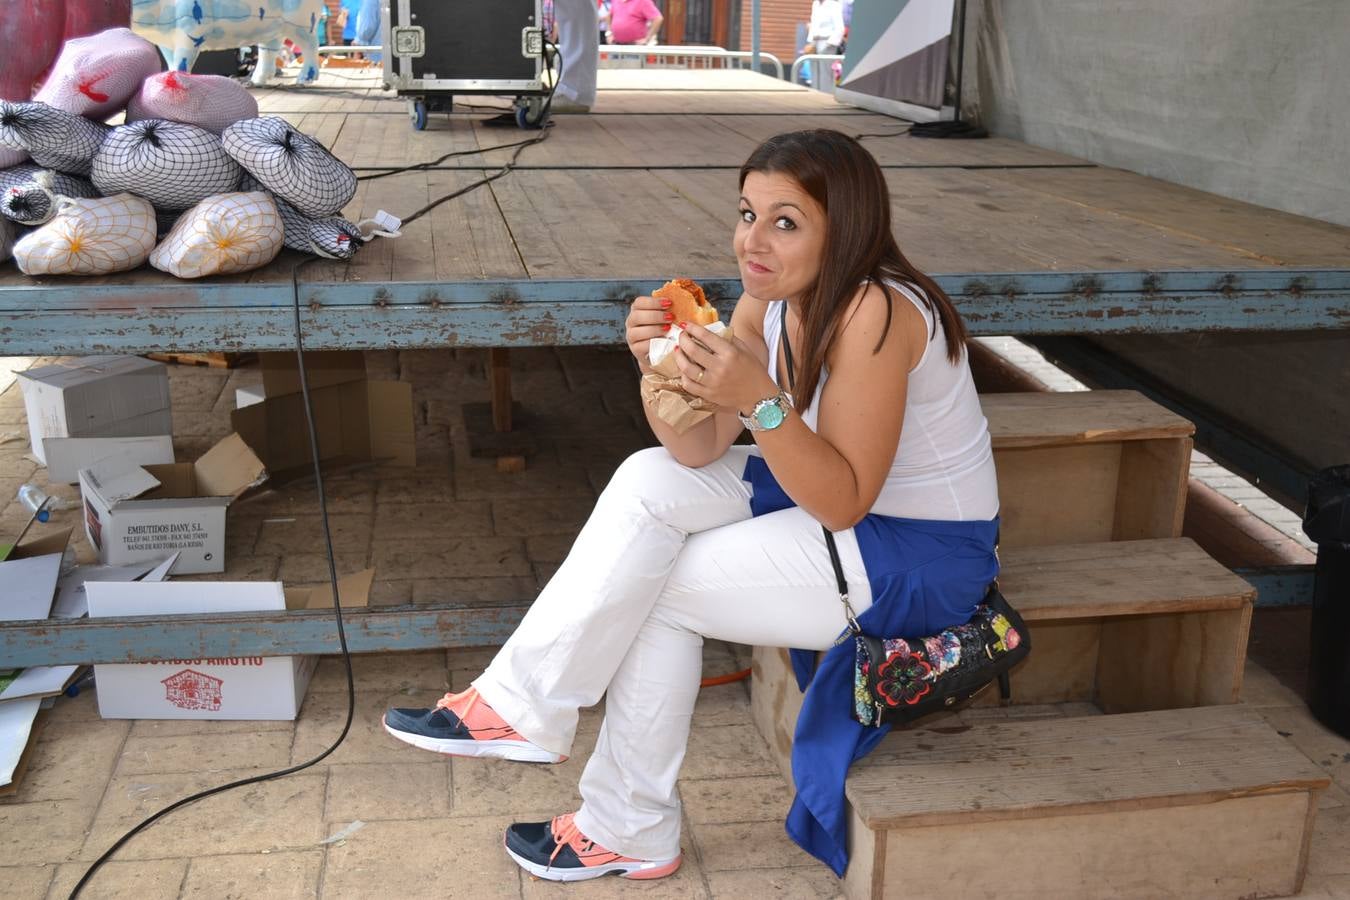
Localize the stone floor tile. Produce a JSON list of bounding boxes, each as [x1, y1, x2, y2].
[[0, 864, 54, 899], [690, 821, 818, 873], [280, 551, 377, 584], [491, 498, 595, 537], [678, 776, 791, 826], [532, 562, 560, 589], [679, 726, 779, 781], [307, 650, 449, 695], [115, 729, 295, 777], [128, 717, 293, 738], [0, 800, 101, 866], [705, 867, 842, 899], [411, 576, 536, 606], [372, 501, 493, 539], [291, 688, 437, 767], [445, 647, 503, 674], [325, 761, 451, 822], [524, 534, 575, 565], [1240, 660, 1308, 707], [1308, 803, 1350, 876], [41, 689, 103, 724], [81, 770, 326, 861], [12, 720, 129, 804], [450, 456, 594, 502], [319, 817, 522, 900], [371, 536, 531, 580], [256, 514, 375, 555], [235, 482, 376, 518], [448, 732, 597, 819], [1301, 872, 1350, 900], [181, 850, 322, 900], [374, 475, 460, 505], [48, 858, 187, 900], [366, 578, 415, 607], [692, 682, 753, 728], [519, 857, 711, 899]]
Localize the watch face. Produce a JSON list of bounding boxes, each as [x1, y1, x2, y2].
[[756, 402, 786, 430]]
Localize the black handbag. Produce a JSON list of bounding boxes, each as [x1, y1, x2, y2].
[[824, 528, 1031, 727]]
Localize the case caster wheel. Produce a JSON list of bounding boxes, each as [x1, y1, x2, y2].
[[410, 99, 428, 131], [515, 96, 548, 129]]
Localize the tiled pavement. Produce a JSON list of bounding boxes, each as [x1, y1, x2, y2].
[[0, 348, 1347, 899]]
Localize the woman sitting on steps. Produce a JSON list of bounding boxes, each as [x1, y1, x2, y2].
[[383, 128, 1001, 881]]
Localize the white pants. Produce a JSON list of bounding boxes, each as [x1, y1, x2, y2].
[[474, 446, 873, 859], [553, 0, 598, 106]]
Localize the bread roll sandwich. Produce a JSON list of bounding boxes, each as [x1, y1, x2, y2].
[[653, 278, 718, 326]]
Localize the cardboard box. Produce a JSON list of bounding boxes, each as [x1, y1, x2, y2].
[[78, 433, 266, 574], [260, 350, 366, 398], [231, 378, 415, 476], [44, 435, 176, 484], [86, 570, 373, 720], [18, 357, 172, 466]]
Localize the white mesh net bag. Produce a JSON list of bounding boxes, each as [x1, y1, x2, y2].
[[12, 194, 157, 276], [32, 27, 162, 121], [222, 117, 356, 218], [0, 167, 102, 226], [0, 102, 110, 177], [127, 72, 260, 135], [92, 120, 242, 211], [150, 191, 284, 279]]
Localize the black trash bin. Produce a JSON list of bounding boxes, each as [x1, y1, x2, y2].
[[1304, 464, 1350, 738]]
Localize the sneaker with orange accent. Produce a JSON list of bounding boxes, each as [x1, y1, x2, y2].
[[504, 813, 682, 882], [382, 687, 564, 763]]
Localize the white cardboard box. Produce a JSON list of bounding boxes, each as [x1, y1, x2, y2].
[[86, 581, 317, 720], [18, 357, 172, 466], [78, 433, 266, 574]]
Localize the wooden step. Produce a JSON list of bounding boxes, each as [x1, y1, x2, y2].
[[842, 705, 1329, 899], [751, 538, 1254, 786], [983, 390, 1194, 548]]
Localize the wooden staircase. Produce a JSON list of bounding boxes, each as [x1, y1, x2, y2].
[[747, 390, 1330, 898]]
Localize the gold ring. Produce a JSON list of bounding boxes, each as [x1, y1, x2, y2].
[[697, 368, 705, 382]]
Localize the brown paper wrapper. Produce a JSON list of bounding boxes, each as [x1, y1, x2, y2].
[[640, 326, 734, 434]]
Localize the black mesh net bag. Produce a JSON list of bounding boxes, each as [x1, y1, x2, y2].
[[0, 101, 110, 177], [0, 215, 14, 262], [240, 175, 363, 259], [223, 117, 356, 219], [92, 120, 242, 211], [0, 165, 101, 226]]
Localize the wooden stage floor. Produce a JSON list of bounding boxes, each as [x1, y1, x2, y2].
[[0, 69, 1347, 353]]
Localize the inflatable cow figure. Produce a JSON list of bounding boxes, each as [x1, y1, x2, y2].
[[131, 0, 326, 84]]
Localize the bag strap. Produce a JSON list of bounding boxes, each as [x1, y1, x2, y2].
[[779, 302, 863, 637]]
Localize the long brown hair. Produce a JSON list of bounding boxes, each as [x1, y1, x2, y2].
[[739, 129, 969, 411]]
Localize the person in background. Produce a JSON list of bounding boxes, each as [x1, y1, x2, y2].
[[803, 0, 845, 90], [552, 0, 599, 112], [609, 0, 662, 46], [598, 0, 611, 44], [338, 0, 362, 59]]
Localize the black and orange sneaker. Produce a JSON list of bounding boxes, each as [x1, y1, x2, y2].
[[382, 687, 564, 763], [504, 813, 682, 882]]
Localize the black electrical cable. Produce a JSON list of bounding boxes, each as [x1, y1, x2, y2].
[[68, 255, 355, 899], [355, 135, 547, 181]]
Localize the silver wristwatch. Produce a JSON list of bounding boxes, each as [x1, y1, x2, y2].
[[737, 390, 794, 432]]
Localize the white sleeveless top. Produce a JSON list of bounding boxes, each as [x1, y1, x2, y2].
[[762, 282, 999, 521]]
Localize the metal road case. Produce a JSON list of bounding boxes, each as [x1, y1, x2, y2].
[[382, 0, 550, 130]]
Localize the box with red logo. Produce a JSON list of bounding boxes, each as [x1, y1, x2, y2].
[[85, 571, 372, 720]]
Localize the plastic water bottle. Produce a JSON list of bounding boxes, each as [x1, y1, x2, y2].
[[17, 483, 50, 522]]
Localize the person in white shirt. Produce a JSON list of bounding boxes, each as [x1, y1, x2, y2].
[[803, 0, 846, 90]]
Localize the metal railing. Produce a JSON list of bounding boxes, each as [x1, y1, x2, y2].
[[599, 44, 784, 80], [790, 53, 845, 89]]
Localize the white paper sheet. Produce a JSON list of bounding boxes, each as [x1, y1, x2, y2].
[[0, 553, 63, 621], [52, 559, 163, 619], [0, 697, 42, 787], [0, 665, 78, 701]]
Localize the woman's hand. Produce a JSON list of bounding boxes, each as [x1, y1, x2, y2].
[[674, 322, 778, 414], [624, 294, 673, 371]]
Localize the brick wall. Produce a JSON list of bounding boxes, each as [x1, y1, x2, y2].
[[737, 0, 807, 74]]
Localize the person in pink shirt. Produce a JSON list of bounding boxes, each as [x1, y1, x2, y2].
[[608, 0, 663, 45]]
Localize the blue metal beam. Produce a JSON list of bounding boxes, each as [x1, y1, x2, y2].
[[1235, 565, 1316, 608], [0, 269, 1346, 354]]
